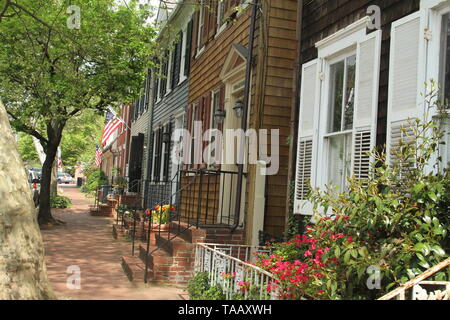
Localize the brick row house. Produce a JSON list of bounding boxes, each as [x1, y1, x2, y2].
[[113, 0, 449, 284]]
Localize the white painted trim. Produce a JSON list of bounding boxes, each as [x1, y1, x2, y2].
[[179, 26, 188, 84], [386, 11, 422, 160], [316, 17, 370, 53]]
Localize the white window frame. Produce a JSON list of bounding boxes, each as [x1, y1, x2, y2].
[[151, 127, 159, 183], [197, 0, 206, 55], [215, 0, 227, 38], [315, 17, 372, 190], [319, 50, 357, 191], [419, 0, 450, 168], [190, 103, 198, 168], [156, 65, 162, 103], [160, 120, 171, 183], [166, 50, 173, 95], [179, 26, 187, 84]]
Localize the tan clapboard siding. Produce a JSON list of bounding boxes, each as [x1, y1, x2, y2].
[[186, 0, 297, 240]]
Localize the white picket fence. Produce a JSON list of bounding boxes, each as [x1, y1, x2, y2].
[[194, 243, 279, 300]]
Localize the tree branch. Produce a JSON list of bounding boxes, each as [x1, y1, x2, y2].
[[6, 110, 49, 146]]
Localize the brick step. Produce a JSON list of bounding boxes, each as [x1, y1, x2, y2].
[[155, 233, 194, 256], [121, 255, 153, 282], [137, 244, 193, 284], [91, 203, 115, 217]]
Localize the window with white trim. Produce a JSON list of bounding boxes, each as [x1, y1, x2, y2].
[[179, 26, 187, 84], [217, 0, 227, 35], [294, 17, 381, 215], [197, 0, 205, 53], [325, 53, 356, 191]]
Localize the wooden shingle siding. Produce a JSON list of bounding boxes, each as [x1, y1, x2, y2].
[[258, 0, 298, 236], [300, 0, 420, 148]]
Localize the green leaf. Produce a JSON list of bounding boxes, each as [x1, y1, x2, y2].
[[334, 246, 341, 258], [431, 245, 446, 256], [418, 259, 430, 269], [428, 192, 438, 202], [344, 250, 352, 264]]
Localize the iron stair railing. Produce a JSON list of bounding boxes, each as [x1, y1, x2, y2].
[[139, 169, 242, 283]]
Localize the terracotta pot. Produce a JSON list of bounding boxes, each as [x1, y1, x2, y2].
[[150, 223, 169, 232]]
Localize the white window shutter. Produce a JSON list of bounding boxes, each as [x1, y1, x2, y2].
[[386, 12, 421, 163], [352, 30, 382, 180], [294, 60, 319, 215]]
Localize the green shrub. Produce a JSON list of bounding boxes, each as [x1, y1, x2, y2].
[[187, 272, 226, 300], [50, 195, 72, 208], [258, 88, 450, 300], [83, 170, 108, 194]]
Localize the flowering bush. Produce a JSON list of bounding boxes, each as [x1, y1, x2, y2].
[[145, 205, 175, 224], [261, 90, 449, 300]]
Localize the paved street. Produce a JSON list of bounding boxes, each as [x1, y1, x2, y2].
[[41, 186, 186, 300]]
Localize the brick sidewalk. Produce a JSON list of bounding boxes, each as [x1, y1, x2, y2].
[[41, 186, 187, 300]]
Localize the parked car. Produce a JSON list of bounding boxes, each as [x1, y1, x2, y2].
[[57, 172, 75, 184], [28, 170, 40, 207]]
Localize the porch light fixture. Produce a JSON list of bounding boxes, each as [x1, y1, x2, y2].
[[233, 100, 244, 118], [214, 109, 226, 125], [162, 132, 171, 144]]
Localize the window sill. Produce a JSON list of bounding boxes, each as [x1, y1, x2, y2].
[[214, 24, 227, 39], [195, 46, 205, 60]]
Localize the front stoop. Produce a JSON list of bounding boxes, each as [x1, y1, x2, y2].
[[120, 221, 245, 285], [91, 203, 115, 217]]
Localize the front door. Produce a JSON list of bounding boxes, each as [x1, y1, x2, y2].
[[218, 79, 247, 226]]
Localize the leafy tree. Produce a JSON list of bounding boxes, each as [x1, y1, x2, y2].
[[0, 0, 157, 224], [17, 133, 40, 167]]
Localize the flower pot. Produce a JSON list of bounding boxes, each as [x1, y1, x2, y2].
[[149, 223, 169, 232]]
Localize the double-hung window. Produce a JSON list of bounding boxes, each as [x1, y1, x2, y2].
[[325, 54, 356, 191], [294, 17, 381, 215]]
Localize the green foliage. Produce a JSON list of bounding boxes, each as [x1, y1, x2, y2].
[[187, 272, 226, 300], [50, 195, 72, 208], [0, 1, 157, 216], [17, 133, 41, 167], [286, 181, 304, 239], [114, 176, 128, 187], [257, 88, 450, 300], [83, 170, 108, 194], [301, 91, 450, 299]]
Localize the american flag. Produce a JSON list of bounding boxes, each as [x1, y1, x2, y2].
[[101, 109, 123, 146], [95, 145, 103, 167]]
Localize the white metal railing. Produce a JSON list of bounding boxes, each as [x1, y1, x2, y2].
[[194, 243, 279, 300], [378, 258, 450, 300]]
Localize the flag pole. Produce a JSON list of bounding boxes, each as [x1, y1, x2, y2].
[[107, 106, 131, 131]]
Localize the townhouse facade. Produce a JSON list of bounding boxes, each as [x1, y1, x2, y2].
[[115, 0, 450, 285], [169, 0, 298, 246], [292, 0, 449, 216], [144, 3, 194, 209]]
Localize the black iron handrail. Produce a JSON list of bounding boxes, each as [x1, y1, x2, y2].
[[141, 168, 241, 283]]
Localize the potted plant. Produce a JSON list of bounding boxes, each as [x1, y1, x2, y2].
[[144, 205, 176, 232], [114, 176, 128, 195]]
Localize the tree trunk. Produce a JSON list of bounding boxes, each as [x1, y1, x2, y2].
[[38, 118, 66, 225], [38, 142, 59, 225], [0, 100, 55, 299]]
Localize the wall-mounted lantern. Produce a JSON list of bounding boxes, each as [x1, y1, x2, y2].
[[233, 100, 244, 118], [214, 109, 226, 125]]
